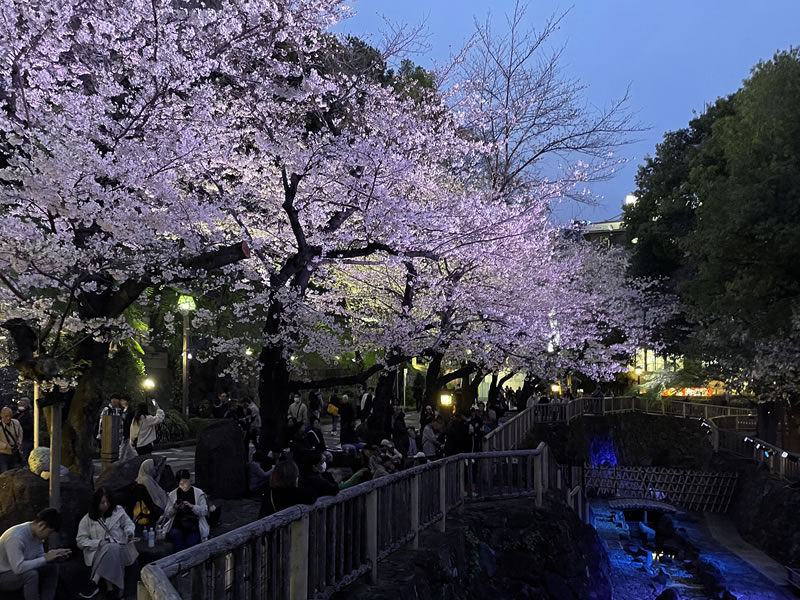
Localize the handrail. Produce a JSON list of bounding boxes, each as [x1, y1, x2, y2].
[[138, 443, 570, 600], [708, 413, 799, 481]]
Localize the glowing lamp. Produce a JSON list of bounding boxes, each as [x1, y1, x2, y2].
[[142, 378, 156, 390], [550, 384, 560, 393], [634, 367, 643, 376], [177, 295, 196, 312], [440, 393, 453, 407]]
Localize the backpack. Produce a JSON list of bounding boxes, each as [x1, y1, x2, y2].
[[133, 500, 154, 526]]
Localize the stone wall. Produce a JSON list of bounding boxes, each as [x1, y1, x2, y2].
[[715, 452, 800, 568], [524, 413, 713, 470], [336, 494, 611, 600]]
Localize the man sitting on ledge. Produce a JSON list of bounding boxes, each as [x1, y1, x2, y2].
[[0, 508, 70, 600]]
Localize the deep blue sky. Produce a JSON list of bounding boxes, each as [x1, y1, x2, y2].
[[338, 1, 800, 223]]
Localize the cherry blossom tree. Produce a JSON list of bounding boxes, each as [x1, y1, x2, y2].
[[0, 0, 348, 476]]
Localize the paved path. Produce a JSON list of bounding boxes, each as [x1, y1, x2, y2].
[[704, 513, 790, 588], [94, 410, 423, 479]]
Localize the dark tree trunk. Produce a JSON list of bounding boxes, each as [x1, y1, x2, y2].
[[62, 338, 109, 479], [372, 369, 397, 436], [461, 370, 484, 411], [423, 352, 444, 409]]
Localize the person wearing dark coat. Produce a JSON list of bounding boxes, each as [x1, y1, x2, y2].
[[339, 395, 357, 445], [443, 412, 472, 456], [259, 459, 312, 518], [392, 412, 409, 457]]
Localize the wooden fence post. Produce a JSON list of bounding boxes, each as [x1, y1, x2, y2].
[[436, 463, 447, 532], [366, 491, 378, 583], [290, 515, 310, 598], [534, 452, 543, 508], [410, 475, 420, 550], [101, 414, 120, 471]]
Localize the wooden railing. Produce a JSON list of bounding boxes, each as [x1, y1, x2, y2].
[[483, 396, 755, 453], [138, 443, 584, 600], [710, 417, 800, 481]]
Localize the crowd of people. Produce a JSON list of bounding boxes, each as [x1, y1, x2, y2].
[[0, 383, 524, 599], [0, 457, 208, 599]]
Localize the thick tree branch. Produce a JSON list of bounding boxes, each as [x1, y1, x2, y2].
[[291, 353, 410, 390]]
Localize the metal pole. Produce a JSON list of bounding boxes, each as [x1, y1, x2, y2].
[[49, 403, 62, 509], [182, 311, 189, 418], [403, 368, 407, 411], [33, 380, 40, 447]]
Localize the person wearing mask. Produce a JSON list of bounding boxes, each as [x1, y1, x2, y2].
[[129, 401, 165, 456], [0, 508, 67, 600], [0, 406, 24, 472], [76, 488, 137, 600], [15, 398, 34, 464], [159, 470, 209, 552], [287, 394, 308, 426]]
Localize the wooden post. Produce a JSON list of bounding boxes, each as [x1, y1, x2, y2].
[[136, 581, 153, 600], [100, 414, 120, 471], [33, 381, 40, 447], [541, 446, 549, 491], [436, 463, 447, 532], [534, 452, 543, 508], [365, 491, 378, 583], [704, 405, 709, 420], [289, 515, 310, 599], [682, 403, 686, 418], [49, 403, 62, 510], [409, 475, 420, 550]]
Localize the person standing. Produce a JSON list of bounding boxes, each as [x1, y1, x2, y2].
[[76, 488, 137, 600], [129, 401, 165, 455], [246, 398, 261, 452], [359, 387, 374, 423], [0, 406, 23, 473], [211, 391, 230, 419], [287, 394, 308, 426], [328, 391, 340, 433], [15, 398, 34, 464], [0, 508, 68, 600], [338, 395, 357, 445], [422, 417, 443, 459], [118, 397, 137, 461], [96, 394, 122, 446]]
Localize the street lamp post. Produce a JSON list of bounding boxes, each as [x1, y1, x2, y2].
[[634, 367, 643, 386], [177, 295, 196, 419]]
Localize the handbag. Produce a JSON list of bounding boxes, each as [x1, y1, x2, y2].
[[326, 404, 339, 417]]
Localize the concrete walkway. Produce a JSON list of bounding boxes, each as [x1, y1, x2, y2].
[[704, 513, 789, 588]]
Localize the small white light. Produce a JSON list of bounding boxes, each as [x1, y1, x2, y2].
[[186, 352, 193, 360], [781, 451, 789, 459], [744, 437, 752, 442], [245, 348, 253, 356], [755, 444, 761, 449]]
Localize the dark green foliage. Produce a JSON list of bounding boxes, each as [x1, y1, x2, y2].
[[156, 409, 190, 443], [625, 49, 800, 390], [102, 345, 146, 402]]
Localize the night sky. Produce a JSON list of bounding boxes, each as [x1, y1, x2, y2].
[[339, 0, 800, 223]]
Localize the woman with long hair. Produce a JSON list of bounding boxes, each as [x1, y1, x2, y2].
[[76, 487, 137, 599], [129, 400, 165, 455]]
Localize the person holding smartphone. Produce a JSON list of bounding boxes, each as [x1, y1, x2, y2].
[[0, 508, 69, 600], [129, 400, 165, 455], [158, 470, 209, 552]]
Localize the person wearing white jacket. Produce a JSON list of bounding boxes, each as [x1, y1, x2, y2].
[[76, 488, 137, 599], [158, 470, 210, 551], [129, 400, 165, 455]]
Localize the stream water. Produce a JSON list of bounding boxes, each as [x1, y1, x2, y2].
[[590, 499, 794, 600]]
